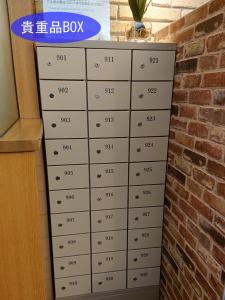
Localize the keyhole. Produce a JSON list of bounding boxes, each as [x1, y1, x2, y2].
[[49, 93, 55, 99], [96, 150, 101, 154], [133, 277, 138, 281], [98, 220, 102, 224], [59, 245, 64, 249], [140, 64, 145, 69], [138, 122, 142, 127], [97, 174, 102, 178], [61, 286, 66, 290], [56, 176, 60, 181], [135, 195, 139, 199], [136, 173, 140, 177], [98, 262, 102, 265], [135, 217, 139, 221], [137, 148, 141, 152], [57, 200, 62, 204], [54, 151, 59, 155], [58, 223, 62, 227], [96, 123, 101, 127], [134, 258, 138, 262], [51, 123, 57, 128], [60, 266, 65, 270], [139, 94, 144, 99], [98, 241, 102, 245], [98, 282, 102, 285], [134, 238, 138, 242]]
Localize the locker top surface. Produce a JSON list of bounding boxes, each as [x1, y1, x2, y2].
[[36, 40, 176, 51]]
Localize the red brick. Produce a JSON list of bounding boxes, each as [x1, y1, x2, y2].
[[176, 243, 195, 271], [175, 157, 192, 175], [203, 72, 225, 87], [168, 141, 183, 156], [198, 107, 214, 122], [193, 168, 215, 190], [168, 222, 185, 248], [180, 199, 197, 223], [213, 245, 225, 269], [155, 25, 169, 41], [217, 182, 225, 198], [214, 214, 225, 235], [165, 207, 179, 228], [190, 194, 213, 222], [189, 90, 212, 105], [176, 58, 198, 74], [170, 17, 185, 34], [184, 267, 202, 297], [209, 0, 225, 14], [195, 270, 217, 300], [173, 90, 188, 103], [183, 74, 201, 88], [184, 39, 205, 58], [176, 132, 195, 148], [195, 14, 223, 38], [162, 246, 179, 274], [169, 130, 176, 139], [180, 272, 193, 296], [204, 190, 225, 216], [185, 4, 208, 27], [214, 89, 225, 106], [174, 181, 189, 199], [179, 224, 197, 249], [221, 51, 225, 68], [183, 148, 206, 166], [207, 160, 225, 180], [188, 220, 211, 250], [164, 227, 176, 247], [209, 127, 225, 145], [187, 177, 203, 198], [195, 140, 223, 160], [174, 76, 182, 89], [210, 274, 224, 299], [199, 55, 218, 72], [172, 204, 185, 222], [167, 165, 186, 185], [176, 46, 184, 61], [207, 32, 225, 52], [168, 152, 175, 164], [180, 104, 197, 118], [199, 217, 225, 248], [176, 28, 194, 44], [165, 185, 179, 204], [185, 244, 207, 276], [188, 122, 209, 138], [170, 117, 187, 131], [213, 109, 225, 126]]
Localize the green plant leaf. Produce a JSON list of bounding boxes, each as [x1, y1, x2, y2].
[[128, 0, 151, 22]]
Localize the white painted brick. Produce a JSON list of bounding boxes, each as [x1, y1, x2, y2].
[[151, 22, 170, 33], [147, 6, 181, 21], [172, 0, 208, 8], [152, 0, 171, 7], [119, 5, 133, 20], [110, 4, 118, 19]]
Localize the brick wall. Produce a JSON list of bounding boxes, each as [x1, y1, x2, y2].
[[35, 0, 208, 39], [155, 1, 225, 299]]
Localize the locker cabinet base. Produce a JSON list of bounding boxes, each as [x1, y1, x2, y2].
[[57, 286, 159, 300]]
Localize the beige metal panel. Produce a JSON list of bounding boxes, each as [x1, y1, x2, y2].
[[0, 0, 18, 136], [129, 185, 165, 208], [92, 230, 127, 253], [128, 207, 164, 229], [89, 111, 130, 138], [45, 139, 89, 165], [52, 234, 90, 257], [92, 251, 126, 274], [130, 137, 168, 162], [129, 162, 167, 185], [54, 255, 91, 278], [132, 50, 175, 80], [87, 49, 131, 80], [49, 189, 89, 213], [131, 82, 173, 110], [90, 163, 129, 187], [42, 111, 87, 139], [55, 275, 91, 298], [128, 248, 162, 269], [127, 267, 160, 288], [88, 81, 130, 110], [47, 165, 89, 190], [40, 80, 86, 110], [92, 271, 126, 293], [51, 212, 90, 236], [92, 209, 127, 232], [130, 110, 171, 137], [37, 47, 86, 79], [90, 138, 129, 163], [91, 186, 127, 210], [128, 228, 162, 249]]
